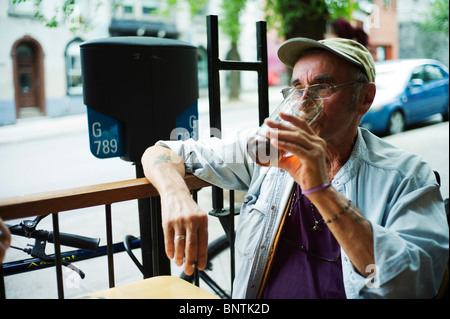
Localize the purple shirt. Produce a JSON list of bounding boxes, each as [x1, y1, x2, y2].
[[262, 184, 346, 299]]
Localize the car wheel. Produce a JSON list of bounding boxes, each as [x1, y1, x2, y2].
[[387, 110, 405, 135]]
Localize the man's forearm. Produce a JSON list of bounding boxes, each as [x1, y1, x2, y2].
[[141, 145, 189, 196], [141, 145, 209, 275]]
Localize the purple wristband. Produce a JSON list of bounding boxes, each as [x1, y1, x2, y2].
[[302, 183, 331, 195]]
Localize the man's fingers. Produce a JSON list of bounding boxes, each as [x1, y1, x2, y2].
[[174, 232, 186, 267], [197, 227, 209, 271], [161, 200, 208, 275], [183, 215, 208, 275], [183, 230, 197, 275], [163, 226, 175, 260]]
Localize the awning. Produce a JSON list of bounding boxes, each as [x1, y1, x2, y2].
[[109, 19, 179, 39]]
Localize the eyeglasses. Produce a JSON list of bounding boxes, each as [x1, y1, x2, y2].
[[281, 80, 365, 100], [282, 237, 341, 263]]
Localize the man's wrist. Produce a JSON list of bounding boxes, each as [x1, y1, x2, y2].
[[302, 182, 331, 194]]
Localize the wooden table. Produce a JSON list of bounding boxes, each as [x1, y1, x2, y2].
[[80, 276, 220, 299]]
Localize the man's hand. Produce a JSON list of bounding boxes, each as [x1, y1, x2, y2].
[[160, 192, 208, 275], [265, 113, 375, 275], [141, 145, 209, 276], [265, 112, 329, 190], [0, 218, 11, 264]]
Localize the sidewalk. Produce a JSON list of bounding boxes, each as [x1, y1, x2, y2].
[[0, 113, 87, 145], [0, 86, 284, 145]]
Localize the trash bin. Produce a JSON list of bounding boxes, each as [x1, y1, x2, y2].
[[80, 36, 199, 163]]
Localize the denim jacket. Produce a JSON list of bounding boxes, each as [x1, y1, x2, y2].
[[157, 127, 449, 299]]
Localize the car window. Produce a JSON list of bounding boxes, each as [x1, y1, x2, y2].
[[410, 65, 425, 81], [376, 68, 408, 91], [423, 64, 445, 82]]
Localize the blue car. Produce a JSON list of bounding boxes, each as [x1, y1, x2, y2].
[[361, 59, 449, 135]]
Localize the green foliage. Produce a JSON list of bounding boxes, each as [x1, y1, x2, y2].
[[219, 0, 247, 43], [265, 0, 358, 38], [166, 0, 208, 17], [186, 0, 208, 16], [266, 0, 325, 36], [12, 0, 362, 40], [325, 0, 358, 21], [167, 0, 247, 43], [421, 0, 449, 33], [12, 0, 94, 32]]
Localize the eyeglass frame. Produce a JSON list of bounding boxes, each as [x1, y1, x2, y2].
[[281, 80, 367, 100], [281, 236, 341, 263]]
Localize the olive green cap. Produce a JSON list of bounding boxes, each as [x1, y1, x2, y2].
[[278, 37, 375, 82]]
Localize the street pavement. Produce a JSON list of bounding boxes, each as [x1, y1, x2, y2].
[[0, 88, 448, 298]]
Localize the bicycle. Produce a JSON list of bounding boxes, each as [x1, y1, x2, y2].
[[2, 214, 233, 299], [3, 214, 102, 279]]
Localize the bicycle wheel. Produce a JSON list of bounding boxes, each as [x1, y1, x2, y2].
[[180, 234, 232, 299]]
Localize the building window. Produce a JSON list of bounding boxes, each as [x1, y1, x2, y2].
[[123, 4, 133, 14], [8, 0, 39, 18], [376, 45, 392, 61], [123, 0, 134, 16], [142, 0, 159, 15], [115, 0, 135, 19], [114, 0, 160, 20], [65, 39, 83, 95]]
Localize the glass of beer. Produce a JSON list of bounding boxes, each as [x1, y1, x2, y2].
[[247, 88, 324, 166]]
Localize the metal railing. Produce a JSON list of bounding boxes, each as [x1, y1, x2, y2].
[[1, 14, 269, 299], [206, 16, 268, 289], [0, 175, 211, 299]]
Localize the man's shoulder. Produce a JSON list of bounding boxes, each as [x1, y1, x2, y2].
[[358, 128, 431, 173]]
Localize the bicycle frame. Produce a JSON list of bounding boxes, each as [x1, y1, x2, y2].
[[2, 238, 140, 277]]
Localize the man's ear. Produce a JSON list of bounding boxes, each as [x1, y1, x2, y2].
[[358, 82, 376, 116]]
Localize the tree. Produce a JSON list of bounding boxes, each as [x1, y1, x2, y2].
[[168, 0, 247, 100], [264, 0, 360, 85], [220, 0, 247, 100], [421, 0, 449, 34], [167, 0, 208, 17], [216, 0, 359, 99], [265, 0, 358, 40], [12, 0, 98, 32]]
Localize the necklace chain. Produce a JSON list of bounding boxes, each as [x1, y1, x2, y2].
[[310, 202, 324, 234], [289, 185, 324, 234]]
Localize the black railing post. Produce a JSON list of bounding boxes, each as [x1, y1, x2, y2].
[[105, 204, 115, 288], [206, 14, 269, 295], [135, 164, 170, 278], [256, 20, 270, 125], [51, 213, 64, 299], [207, 14, 270, 214], [229, 190, 235, 290], [0, 265, 5, 299], [207, 16, 269, 126], [207, 15, 224, 213]]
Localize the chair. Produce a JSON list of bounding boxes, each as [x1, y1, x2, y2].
[[434, 171, 449, 299]]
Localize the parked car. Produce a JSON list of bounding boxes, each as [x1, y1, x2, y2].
[[361, 59, 449, 135]]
